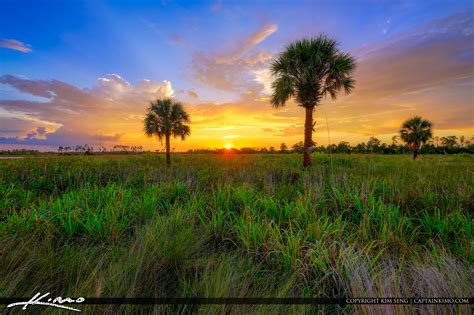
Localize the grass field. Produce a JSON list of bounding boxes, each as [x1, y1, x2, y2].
[[0, 153, 472, 314]]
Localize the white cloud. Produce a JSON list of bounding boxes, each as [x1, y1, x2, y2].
[[92, 74, 174, 100], [215, 24, 278, 64], [253, 68, 273, 95], [192, 24, 277, 95]]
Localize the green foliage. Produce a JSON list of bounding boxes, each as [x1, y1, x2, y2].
[[400, 116, 433, 158], [0, 154, 472, 313], [271, 35, 356, 108], [144, 98, 191, 141]]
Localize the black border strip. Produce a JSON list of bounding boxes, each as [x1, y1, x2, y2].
[[0, 298, 472, 305]]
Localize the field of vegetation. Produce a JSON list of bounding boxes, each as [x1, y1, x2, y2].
[[0, 154, 472, 314]]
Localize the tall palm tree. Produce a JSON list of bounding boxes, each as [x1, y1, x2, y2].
[[270, 35, 356, 167], [399, 116, 432, 160], [144, 98, 190, 165]]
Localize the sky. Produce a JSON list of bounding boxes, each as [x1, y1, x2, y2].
[[0, 0, 473, 151]]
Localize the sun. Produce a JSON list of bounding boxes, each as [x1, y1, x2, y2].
[[225, 144, 232, 149]]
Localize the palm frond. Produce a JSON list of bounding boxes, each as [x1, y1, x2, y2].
[[271, 74, 294, 108], [270, 34, 356, 108], [143, 98, 191, 142], [400, 116, 433, 146]]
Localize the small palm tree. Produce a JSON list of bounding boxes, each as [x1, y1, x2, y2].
[[399, 116, 433, 160], [144, 98, 190, 165], [271, 35, 356, 167]]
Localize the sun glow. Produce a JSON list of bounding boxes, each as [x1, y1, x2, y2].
[[225, 144, 232, 149]]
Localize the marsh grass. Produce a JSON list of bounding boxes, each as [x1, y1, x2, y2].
[[0, 154, 472, 314]]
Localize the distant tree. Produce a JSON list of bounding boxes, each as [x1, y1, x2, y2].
[[99, 146, 107, 153], [336, 141, 351, 154], [280, 143, 288, 153], [391, 135, 399, 145], [291, 141, 305, 153], [353, 142, 366, 154], [270, 35, 356, 167], [130, 145, 143, 153], [238, 147, 257, 154], [399, 116, 433, 160], [84, 144, 93, 155], [269, 146, 276, 153], [144, 98, 190, 165], [465, 137, 472, 147], [326, 143, 337, 153], [367, 137, 381, 153], [441, 136, 457, 148]]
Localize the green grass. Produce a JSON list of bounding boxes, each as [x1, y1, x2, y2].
[[0, 153, 472, 314]]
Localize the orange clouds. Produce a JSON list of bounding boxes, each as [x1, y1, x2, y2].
[[1, 12, 473, 151]]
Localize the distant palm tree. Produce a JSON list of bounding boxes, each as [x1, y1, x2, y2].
[[391, 135, 399, 145], [270, 35, 356, 167], [399, 116, 433, 160], [441, 136, 457, 148], [144, 98, 190, 165]]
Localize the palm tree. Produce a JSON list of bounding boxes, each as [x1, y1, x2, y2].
[[144, 98, 191, 165], [270, 35, 356, 167], [399, 116, 433, 160], [391, 135, 399, 145]]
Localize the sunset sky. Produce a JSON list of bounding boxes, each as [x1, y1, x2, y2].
[[1, 0, 473, 151]]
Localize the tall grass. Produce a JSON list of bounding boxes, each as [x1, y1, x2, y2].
[[0, 154, 472, 314]]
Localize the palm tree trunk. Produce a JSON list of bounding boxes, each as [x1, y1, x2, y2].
[[165, 133, 171, 165], [303, 106, 314, 168], [412, 143, 419, 160]]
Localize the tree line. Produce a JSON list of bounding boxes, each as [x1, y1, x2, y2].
[[2, 134, 471, 157], [185, 135, 473, 155]]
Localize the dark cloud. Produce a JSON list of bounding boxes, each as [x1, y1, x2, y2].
[[0, 127, 122, 146]]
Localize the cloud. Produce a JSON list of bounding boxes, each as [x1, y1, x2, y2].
[[1, 12, 473, 150], [91, 74, 174, 100], [215, 24, 278, 64], [324, 10, 474, 135], [0, 127, 123, 146], [25, 126, 47, 140], [0, 38, 32, 53], [0, 74, 174, 147], [192, 24, 277, 94], [188, 90, 198, 99]]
